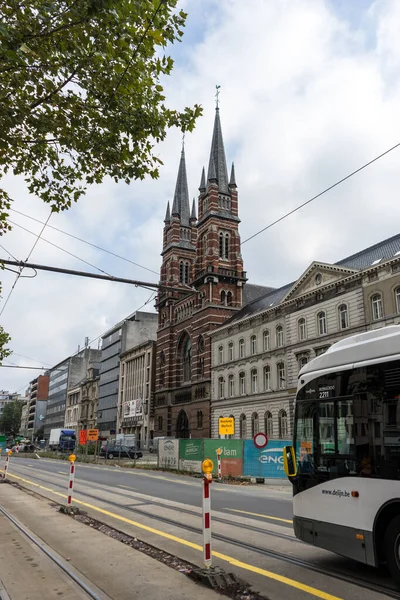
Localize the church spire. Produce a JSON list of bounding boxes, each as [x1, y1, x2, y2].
[[199, 166, 206, 191], [207, 107, 229, 193], [190, 198, 197, 220], [164, 200, 170, 223], [229, 162, 236, 187], [171, 147, 190, 226]]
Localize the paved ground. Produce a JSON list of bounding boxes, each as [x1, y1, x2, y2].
[[0, 483, 223, 600], [2, 457, 396, 600]]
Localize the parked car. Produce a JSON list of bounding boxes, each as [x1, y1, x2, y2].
[[100, 444, 143, 460]]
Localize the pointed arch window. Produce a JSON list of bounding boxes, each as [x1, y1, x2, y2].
[[184, 262, 189, 283], [158, 416, 163, 431], [265, 411, 273, 438], [227, 291, 233, 306], [182, 336, 191, 382], [220, 290, 226, 305], [251, 412, 259, 437], [240, 414, 247, 439], [219, 232, 224, 258], [179, 261, 184, 283], [225, 234, 229, 259], [197, 410, 203, 429], [176, 410, 190, 439]]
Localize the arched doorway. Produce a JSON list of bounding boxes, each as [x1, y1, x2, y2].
[[176, 410, 190, 439]]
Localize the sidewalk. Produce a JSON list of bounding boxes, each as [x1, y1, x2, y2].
[[0, 483, 222, 600]]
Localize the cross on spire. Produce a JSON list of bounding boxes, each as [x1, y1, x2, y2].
[[215, 85, 221, 108]]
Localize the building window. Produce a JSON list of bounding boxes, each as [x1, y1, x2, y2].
[[279, 410, 288, 438], [251, 412, 259, 437], [228, 414, 235, 438], [338, 304, 349, 329], [182, 336, 191, 382], [185, 262, 189, 283], [198, 335, 205, 352], [396, 287, 400, 313], [225, 234, 229, 259], [227, 291, 233, 306], [219, 231, 230, 259], [218, 345, 224, 365], [179, 261, 184, 283], [264, 366, 271, 391], [239, 372, 246, 395], [158, 416, 163, 431], [371, 294, 383, 320], [251, 368, 258, 393], [298, 318, 306, 341], [240, 414, 247, 439], [277, 362, 285, 389], [219, 232, 224, 258], [160, 351, 166, 366], [315, 346, 329, 357], [197, 410, 203, 429], [317, 311, 327, 335], [228, 342, 234, 361], [239, 338, 245, 358], [250, 335, 257, 355], [218, 377, 225, 399], [228, 374, 235, 397], [299, 356, 308, 370], [263, 330, 270, 351], [276, 326, 284, 347], [265, 411, 273, 438]]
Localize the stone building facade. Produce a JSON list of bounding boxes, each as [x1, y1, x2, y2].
[[116, 340, 156, 449], [154, 108, 268, 439], [210, 234, 400, 440]]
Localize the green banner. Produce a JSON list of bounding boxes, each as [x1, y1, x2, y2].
[[203, 439, 243, 476], [179, 439, 203, 461]]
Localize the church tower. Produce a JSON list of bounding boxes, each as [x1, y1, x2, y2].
[[154, 107, 247, 440]]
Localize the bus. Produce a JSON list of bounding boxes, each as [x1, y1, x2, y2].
[[283, 325, 400, 584]]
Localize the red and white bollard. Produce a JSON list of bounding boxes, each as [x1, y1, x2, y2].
[[201, 459, 214, 568], [2, 450, 12, 480], [67, 454, 76, 505], [216, 447, 222, 481]]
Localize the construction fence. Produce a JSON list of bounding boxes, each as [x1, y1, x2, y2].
[[158, 438, 290, 479]]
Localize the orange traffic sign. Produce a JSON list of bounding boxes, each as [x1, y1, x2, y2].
[[79, 430, 87, 445], [87, 429, 99, 441]]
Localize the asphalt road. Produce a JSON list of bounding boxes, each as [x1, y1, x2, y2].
[[11, 457, 293, 524], [4, 457, 396, 600]]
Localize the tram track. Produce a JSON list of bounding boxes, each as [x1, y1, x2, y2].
[[0, 503, 106, 600], [8, 464, 400, 599]]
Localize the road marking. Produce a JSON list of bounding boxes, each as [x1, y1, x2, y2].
[[224, 508, 293, 524], [117, 485, 137, 491], [58, 471, 68, 475], [2, 469, 341, 600]]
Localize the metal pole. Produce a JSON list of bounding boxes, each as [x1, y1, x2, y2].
[[2, 451, 11, 480], [216, 448, 222, 481], [67, 455, 76, 505], [203, 473, 212, 568]]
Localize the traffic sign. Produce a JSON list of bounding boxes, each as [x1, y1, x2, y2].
[[79, 430, 87, 445], [254, 432, 268, 449], [87, 429, 99, 441], [218, 417, 234, 436]]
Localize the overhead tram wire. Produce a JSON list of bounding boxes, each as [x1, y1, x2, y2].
[[0, 0, 165, 315], [242, 141, 400, 245], [9, 220, 115, 278], [9, 209, 159, 275]]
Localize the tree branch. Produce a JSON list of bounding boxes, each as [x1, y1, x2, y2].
[[30, 68, 77, 109]]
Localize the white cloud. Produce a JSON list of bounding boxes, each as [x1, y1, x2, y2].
[[2, 0, 400, 392]]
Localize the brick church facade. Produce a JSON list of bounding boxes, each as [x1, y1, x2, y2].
[[154, 108, 247, 438]]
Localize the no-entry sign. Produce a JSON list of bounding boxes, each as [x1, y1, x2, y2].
[[253, 432, 268, 449]]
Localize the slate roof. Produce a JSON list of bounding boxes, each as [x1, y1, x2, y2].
[[243, 283, 276, 304], [207, 108, 229, 194], [225, 233, 400, 326], [171, 148, 190, 226]]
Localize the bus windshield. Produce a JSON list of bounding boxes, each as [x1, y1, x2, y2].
[[294, 358, 400, 480]]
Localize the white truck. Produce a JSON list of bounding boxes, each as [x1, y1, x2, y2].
[[49, 428, 76, 452]]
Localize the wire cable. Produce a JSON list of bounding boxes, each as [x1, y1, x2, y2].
[[242, 141, 400, 245], [9, 208, 159, 275], [9, 220, 114, 277]]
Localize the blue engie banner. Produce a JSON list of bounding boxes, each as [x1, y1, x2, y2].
[[243, 440, 291, 479]]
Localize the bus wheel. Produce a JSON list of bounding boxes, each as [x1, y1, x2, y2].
[[384, 515, 400, 586]]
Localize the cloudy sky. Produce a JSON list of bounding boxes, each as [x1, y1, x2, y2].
[[2, 0, 400, 393]]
